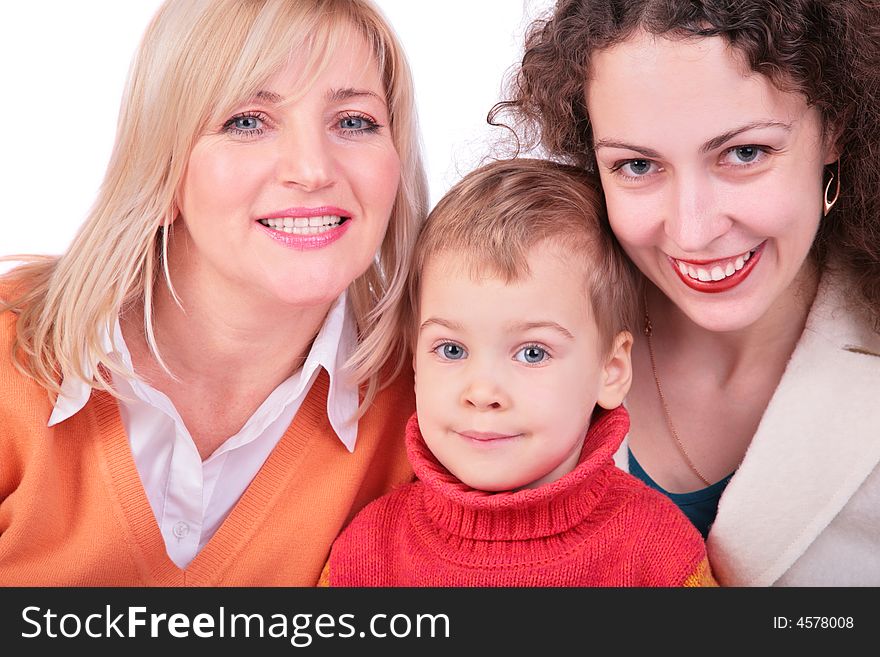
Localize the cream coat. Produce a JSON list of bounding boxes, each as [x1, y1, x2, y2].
[[616, 268, 880, 586]]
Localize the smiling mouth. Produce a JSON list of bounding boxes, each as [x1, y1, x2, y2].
[[668, 242, 766, 293], [257, 215, 349, 235], [672, 245, 760, 282]]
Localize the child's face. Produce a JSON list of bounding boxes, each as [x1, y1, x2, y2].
[[414, 241, 632, 492]]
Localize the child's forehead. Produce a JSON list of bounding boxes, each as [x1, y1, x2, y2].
[[418, 246, 595, 323], [422, 240, 591, 286]]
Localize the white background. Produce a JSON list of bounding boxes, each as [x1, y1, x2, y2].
[[0, 0, 552, 268]]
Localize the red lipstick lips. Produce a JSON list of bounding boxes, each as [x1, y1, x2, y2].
[[670, 242, 765, 293]]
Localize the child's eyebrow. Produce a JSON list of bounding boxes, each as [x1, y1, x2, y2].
[[509, 321, 574, 340], [419, 317, 462, 333]]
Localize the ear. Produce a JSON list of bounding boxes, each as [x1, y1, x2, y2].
[[597, 330, 633, 410], [167, 182, 187, 226], [823, 122, 843, 164], [163, 203, 181, 227]]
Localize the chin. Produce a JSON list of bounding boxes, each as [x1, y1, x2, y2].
[[455, 471, 519, 493], [464, 479, 517, 493], [265, 275, 352, 309], [674, 293, 778, 333]]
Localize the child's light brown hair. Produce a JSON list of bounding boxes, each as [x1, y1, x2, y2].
[[405, 158, 639, 354]]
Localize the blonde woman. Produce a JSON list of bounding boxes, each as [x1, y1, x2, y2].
[[0, 0, 427, 585]]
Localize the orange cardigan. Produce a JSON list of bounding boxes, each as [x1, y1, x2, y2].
[[0, 305, 414, 586]]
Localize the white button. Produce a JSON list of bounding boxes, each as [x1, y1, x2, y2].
[[172, 521, 190, 539]]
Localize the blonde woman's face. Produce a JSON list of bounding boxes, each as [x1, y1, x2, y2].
[[586, 32, 837, 332], [177, 33, 400, 308]]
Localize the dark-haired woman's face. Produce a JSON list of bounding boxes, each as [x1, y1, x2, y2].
[[586, 31, 838, 332]]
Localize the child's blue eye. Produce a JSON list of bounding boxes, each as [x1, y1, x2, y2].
[[515, 345, 548, 364], [435, 342, 467, 360]]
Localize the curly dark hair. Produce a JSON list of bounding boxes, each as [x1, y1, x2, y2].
[[491, 0, 880, 327]]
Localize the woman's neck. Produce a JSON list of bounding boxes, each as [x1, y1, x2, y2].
[[628, 260, 821, 490], [120, 257, 337, 460], [123, 257, 332, 398]]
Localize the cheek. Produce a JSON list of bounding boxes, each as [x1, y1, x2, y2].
[[181, 146, 268, 220], [351, 147, 400, 218], [604, 190, 660, 250], [732, 176, 822, 244], [413, 366, 452, 453], [535, 360, 600, 423], [608, 204, 657, 256], [413, 360, 443, 414]]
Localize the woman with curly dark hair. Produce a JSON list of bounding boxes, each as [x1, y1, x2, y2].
[[493, 0, 880, 586]]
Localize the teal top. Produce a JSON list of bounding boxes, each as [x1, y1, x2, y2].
[[628, 448, 733, 539]]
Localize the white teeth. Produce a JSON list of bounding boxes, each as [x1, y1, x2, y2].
[[676, 246, 757, 283], [258, 215, 344, 235]]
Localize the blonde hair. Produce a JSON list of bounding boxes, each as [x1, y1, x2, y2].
[[405, 158, 638, 354], [1, 0, 427, 411]]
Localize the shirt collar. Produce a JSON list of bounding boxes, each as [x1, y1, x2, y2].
[[48, 292, 360, 451]]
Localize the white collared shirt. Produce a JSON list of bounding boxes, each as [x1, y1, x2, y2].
[[48, 292, 359, 568]]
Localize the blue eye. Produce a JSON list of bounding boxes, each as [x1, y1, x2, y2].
[[613, 158, 659, 179], [222, 113, 268, 137], [233, 116, 261, 130], [625, 159, 652, 175], [434, 342, 467, 360], [722, 145, 766, 165], [340, 116, 366, 130], [734, 146, 758, 162], [515, 345, 548, 364], [337, 113, 380, 135]]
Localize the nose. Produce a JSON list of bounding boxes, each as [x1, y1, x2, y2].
[[664, 170, 732, 253], [275, 124, 334, 192], [461, 361, 510, 411]]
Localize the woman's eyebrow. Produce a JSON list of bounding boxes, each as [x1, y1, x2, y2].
[[594, 121, 792, 157], [699, 120, 791, 153], [254, 90, 283, 104], [593, 139, 661, 158], [327, 87, 386, 106], [246, 88, 385, 106]]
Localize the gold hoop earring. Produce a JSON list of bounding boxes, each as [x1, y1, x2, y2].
[[823, 159, 841, 216]]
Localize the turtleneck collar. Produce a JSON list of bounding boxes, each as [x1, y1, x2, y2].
[[406, 406, 630, 541]]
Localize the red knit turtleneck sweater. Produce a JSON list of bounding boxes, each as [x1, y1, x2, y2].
[[328, 406, 715, 586]]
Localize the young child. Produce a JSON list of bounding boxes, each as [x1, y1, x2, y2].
[[325, 159, 716, 586]]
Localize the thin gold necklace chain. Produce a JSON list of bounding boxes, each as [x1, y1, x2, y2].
[[642, 294, 713, 488]]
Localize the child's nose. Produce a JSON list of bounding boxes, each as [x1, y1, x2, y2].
[[461, 370, 509, 410]]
